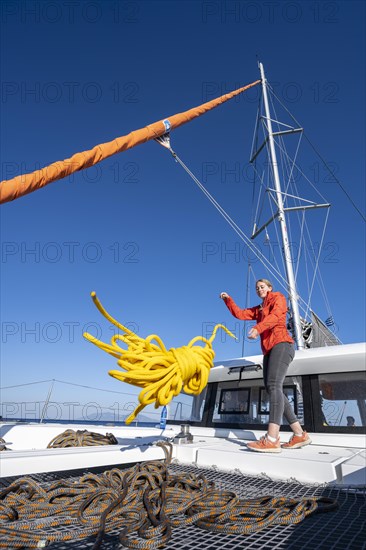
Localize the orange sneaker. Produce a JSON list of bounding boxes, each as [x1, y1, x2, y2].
[[282, 431, 311, 449], [247, 435, 282, 453]]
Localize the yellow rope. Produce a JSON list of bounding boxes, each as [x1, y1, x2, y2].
[[83, 292, 236, 424]]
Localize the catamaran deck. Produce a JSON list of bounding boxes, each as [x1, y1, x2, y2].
[[1, 422, 365, 548], [1, 423, 365, 486]]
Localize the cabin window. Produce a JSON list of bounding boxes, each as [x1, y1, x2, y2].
[[319, 372, 366, 428], [259, 385, 298, 416], [170, 387, 207, 422], [212, 378, 304, 425], [218, 389, 251, 415]]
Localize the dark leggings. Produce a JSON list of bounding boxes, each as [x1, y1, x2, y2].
[[263, 342, 297, 426]]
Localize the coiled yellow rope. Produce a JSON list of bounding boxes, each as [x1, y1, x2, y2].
[[83, 292, 236, 424]]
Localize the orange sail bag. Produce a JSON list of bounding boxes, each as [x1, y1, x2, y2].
[[0, 80, 260, 204]]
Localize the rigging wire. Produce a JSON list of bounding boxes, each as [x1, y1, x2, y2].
[[156, 133, 339, 344], [52, 379, 137, 396], [304, 138, 366, 223], [157, 139, 313, 319], [248, 99, 286, 332], [284, 169, 334, 325], [159, 143, 291, 295], [253, 97, 278, 249], [250, 95, 265, 234], [260, 101, 286, 278], [303, 207, 331, 319], [0, 379, 54, 389], [270, 100, 299, 287], [263, 165, 285, 278], [267, 84, 366, 223], [273, 134, 329, 203], [250, 162, 268, 225], [266, 85, 336, 327], [294, 210, 306, 282], [284, 132, 303, 196], [0, 378, 135, 396]]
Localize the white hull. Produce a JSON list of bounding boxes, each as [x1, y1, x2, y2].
[[1, 421, 365, 486]]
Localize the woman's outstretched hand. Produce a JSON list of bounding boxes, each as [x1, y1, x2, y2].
[[248, 327, 259, 339], [220, 292, 229, 299]]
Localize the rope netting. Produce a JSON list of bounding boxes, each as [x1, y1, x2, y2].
[[0, 442, 338, 549]]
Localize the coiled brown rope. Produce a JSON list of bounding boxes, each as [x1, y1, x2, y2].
[[47, 429, 118, 448], [0, 438, 10, 451], [0, 443, 338, 549]]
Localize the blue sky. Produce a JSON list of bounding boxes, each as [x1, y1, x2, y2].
[[1, 0, 365, 419]]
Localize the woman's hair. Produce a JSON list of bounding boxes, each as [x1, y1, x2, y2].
[[256, 278, 273, 289]]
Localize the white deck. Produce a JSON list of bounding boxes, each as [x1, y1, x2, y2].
[[1, 422, 365, 486]]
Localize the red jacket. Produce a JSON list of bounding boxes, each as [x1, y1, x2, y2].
[[223, 292, 293, 355]]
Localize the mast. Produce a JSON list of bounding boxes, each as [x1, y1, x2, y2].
[[258, 63, 305, 350]]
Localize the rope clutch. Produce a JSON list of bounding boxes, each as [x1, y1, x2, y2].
[[83, 292, 236, 424]]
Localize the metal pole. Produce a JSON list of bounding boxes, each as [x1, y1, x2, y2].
[[242, 264, 252, 356], [40, 379, 55, 423], [259, 63, 305, 350]]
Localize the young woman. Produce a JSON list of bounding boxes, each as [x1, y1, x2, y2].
[[220, 279, 311, 452]]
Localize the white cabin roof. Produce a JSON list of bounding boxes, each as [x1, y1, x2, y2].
[[210, 342, 366, 382]]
